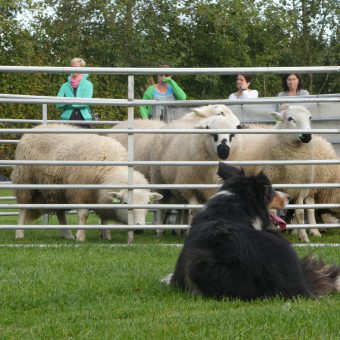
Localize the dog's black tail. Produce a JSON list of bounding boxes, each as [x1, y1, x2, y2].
[[301, 255, 340, 296]]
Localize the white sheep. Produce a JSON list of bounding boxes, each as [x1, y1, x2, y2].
[[308, 135, 340, 224], [11, 124, 162, 243], [229, 105, 315, 242], [156, 113, 241, 207], [112, 104, 236, 180], [112, 104, 241, 226]]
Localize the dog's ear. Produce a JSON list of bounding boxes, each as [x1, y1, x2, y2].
[[217, 162, 244, 180], [254, 172, 272, 190]]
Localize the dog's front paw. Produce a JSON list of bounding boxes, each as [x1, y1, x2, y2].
[[160, 273, 173, 285]]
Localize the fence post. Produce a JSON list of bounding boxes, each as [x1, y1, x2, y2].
[[42, 104, 48, 125], [42, 103, 49, 225], [127, 75, 135, 243]]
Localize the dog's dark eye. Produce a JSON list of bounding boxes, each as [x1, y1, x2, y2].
[[287, 117, 295, 122], [211, 134, 218, 142], [229, 133, 235, 142], [217, 111, 225, 116]]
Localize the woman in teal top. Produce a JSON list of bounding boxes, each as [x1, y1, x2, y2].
[[56, 58, 93, 124], [140, 65, 187, 121]]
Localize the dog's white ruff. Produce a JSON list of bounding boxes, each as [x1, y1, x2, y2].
[[251, 217, 263, 231], [211, 190, 234, 198]]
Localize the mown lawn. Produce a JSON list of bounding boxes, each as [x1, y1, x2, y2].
[[1, 189, 340, 338], [0, 245, 339, 339]]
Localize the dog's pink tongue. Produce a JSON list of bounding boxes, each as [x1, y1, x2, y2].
[[269, 212, 287, 231]]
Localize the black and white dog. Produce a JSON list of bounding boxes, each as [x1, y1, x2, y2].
[[167, 163, 340, 300]]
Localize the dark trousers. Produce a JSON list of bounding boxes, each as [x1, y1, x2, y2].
[[70, 109, 91, 129]]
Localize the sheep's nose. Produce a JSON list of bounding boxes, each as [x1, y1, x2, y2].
[[217, 144, 230, 160], [299, 133, 312, 143]]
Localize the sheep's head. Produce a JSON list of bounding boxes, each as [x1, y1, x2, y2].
[[192, 104, 235, 119], [107, 190, 163, 225], [195, 113, 240, 160], [270, 105, 312, 143]]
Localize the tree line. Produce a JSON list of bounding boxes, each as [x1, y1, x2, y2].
[[0, 0, 339, 172], [0, 0, 339, 119]]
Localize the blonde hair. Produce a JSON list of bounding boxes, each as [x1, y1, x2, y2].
[[70, 58, 86, 67]]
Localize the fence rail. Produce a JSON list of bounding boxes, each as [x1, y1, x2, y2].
[[1, 203, 340, 210], [1, 183, 340, 190], [1, 94, 340, 106], [0, 65, 339, 75], [2, 224, 340, 230], [1, 127, 340, 134], [1, 159, 340, 166]]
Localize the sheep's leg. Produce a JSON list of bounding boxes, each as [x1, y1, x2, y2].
[[180, 209, 189, 224], [304, 196, 321, 237], [127, 230, 134, 244], [186, 196, 200, 235], [188, 197, 200, 224], [294, 211, 310, 242], [100, 218, 111, 240], [155, 209, 164, 238], [291, 215, 298, 235], [171, 210, 187, 236], [175, 209, 189, 236], [15, 209, 27, 239], [76, 209, 89, 242], [56, 211, 74, 240], [171, 209, 187, 236], [294, 195, 310, 243]]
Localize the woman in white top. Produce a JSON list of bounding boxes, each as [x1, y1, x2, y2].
[[229, 74, 258, 100]]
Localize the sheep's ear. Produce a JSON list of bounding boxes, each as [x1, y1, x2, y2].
[[280, 104, 289, 112], [270, 112, 284, 122], [192, 105, 211, 117], [150, 192, 163, 201], [237, 123, 248, 129], [107, 191, 122, 203], [217, 162, 244, 180]]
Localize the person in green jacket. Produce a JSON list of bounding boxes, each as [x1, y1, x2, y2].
[[140, 65, 187, 121], [56, 58, 93, 127]]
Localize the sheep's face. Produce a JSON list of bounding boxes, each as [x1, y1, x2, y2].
[[271, 106, 312, 143], [195, 114, 240, 160], [108, 190, 163, 225], [192, 104, 235, 119]]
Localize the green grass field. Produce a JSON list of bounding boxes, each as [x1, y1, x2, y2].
[[1, 189, 340, 338]]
